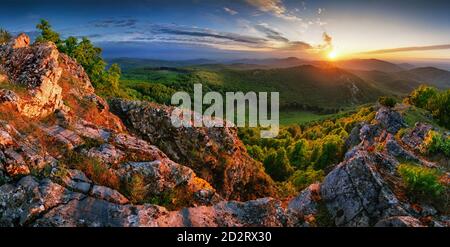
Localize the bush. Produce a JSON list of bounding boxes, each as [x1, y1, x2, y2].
[[427, 89, 450, 129], [408, 86, 449, 128], [409, 85, 438, 108], [124, 174, 147, 204], [291, 167, 324, 190], [0, 28, 11, 45], [263, 148, 294, 181], [313, 134, 344, 170], [421, 130, 450, 157], [289, 139, 308, 169], [378, 96, 397, 108], [398, 163, 444, 198]]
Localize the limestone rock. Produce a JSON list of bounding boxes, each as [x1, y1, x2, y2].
[[89, 185, 129, 204], [110, 99, 276, 201], [320, 151, 407, 226], [375, 216, 425, 227], [375, 107, 406, 134], [33, 197, 297, 227], [288, 183, 320, 216]]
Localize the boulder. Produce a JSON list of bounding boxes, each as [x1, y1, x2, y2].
[[0, 176, 85, 226], [375, 107, 406, 134], [320, 151, 407, 226], [288, 183, 320, 216], [89, 185, 129, 204]]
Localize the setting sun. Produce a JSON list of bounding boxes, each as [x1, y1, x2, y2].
[[328, 50, 338, 60]]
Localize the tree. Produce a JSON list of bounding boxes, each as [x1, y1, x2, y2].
[[378, 96, 396, 108], [314, 134, 344, 170], [35, 19, 62, 46], [289, 139, 308, 169], [263, 148, 294, 181], [0, 28, 11, 44], [291, 167, 324, 190]]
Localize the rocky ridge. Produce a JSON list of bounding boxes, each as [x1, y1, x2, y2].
[[0, 34, 448, 227]]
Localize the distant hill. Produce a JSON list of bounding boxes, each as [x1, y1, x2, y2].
[[353, 67, 450, 93], [227, 57, 310, 68], [396, 67, 450, 89], [116, 57, 450, 110], [109, 58, 217, 70], [217, 65, 386, 109], [335, 59, 405, 73]]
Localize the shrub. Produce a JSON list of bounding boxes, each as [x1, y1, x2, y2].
[[398, 163, 444, 198], [378, 96, 397, 108], [125, 174, 147, 204], [291, 167, 324, 190], [409, 85, 438, 108], [313, 134, 344, 170], [427, 89, 450, 129], [289, 139, 309, 169], [263, 148, 294, 181], [0, 28, 11, 44], [421, 130, 450, 157]]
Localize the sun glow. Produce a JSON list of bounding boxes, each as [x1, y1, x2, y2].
[[327, 50, 338, 60]]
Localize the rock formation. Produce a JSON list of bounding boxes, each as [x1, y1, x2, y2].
[[0, 34, 448, 227]]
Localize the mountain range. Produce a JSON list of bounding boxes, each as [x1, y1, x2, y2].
[[112, 57, 450, 110]]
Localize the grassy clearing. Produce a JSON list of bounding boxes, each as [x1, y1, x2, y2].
[[279, 111, 337, 126]]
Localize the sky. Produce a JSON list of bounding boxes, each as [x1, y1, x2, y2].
[[1, 0, 449, 65]]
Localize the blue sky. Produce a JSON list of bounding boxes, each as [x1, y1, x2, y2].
[[1, 0, 449, 62]]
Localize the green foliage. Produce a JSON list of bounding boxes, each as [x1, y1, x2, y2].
[[125, 174, 147, 204], [0, 28, 11, 44], [263, 148, 294, 181], [289, 139, 308, 169], [398, 163, 444, 198], [291, 167, 324, 190], [378, 96, 397, 108], [421, 130, 450, 157], [426, 89, 450, 129], [130, 82, 176, 104], [239, 106, 374, 187], [35, 19, 62, 45], [408, 85, 449, 128], [409, 85, 438, 109], [246, 145, 265, 162], [313, 134, 345, 170]]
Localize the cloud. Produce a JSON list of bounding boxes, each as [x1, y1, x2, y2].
[[223, 7, 238, 15], [156, 26, 267, 45], [84, 18, 329, 54], [323, 32, 332, 46], [90, 18, 138, 28], [361, 44, 450, 54], [285, 41, 313, 50], [254, 23, 288, 42], [245, 0, 301, 21]]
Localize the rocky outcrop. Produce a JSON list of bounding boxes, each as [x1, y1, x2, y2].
[[0, 34, 66, 118], [0, 175, 297, 227], [110, 99, 276, 201], [286, 106, 448, 227], [1, 34, 447, 227], [32, 196, 298, 227]]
